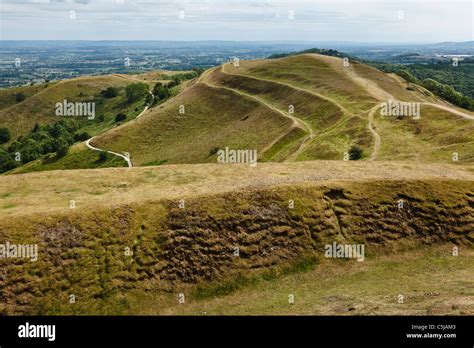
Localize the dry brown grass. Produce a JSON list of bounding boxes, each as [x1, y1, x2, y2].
[[92, 82, 292, 166], [152, 246, 474, 315], [1, 160, 473, 219]]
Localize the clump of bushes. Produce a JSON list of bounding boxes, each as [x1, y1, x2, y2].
[[421, 78, 474, 111], [0, 128, 11, 144], [115, 113, 127, 122], [15, 92, 26, 102], [125, 83, 148, 103], [98, 151, 108, 162], [101, 87, 119, 98], [349, 145, 363, 160], [0, 120, 81, 173]]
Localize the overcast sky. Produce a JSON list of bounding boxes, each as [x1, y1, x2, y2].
[[0, 0, 472, 42]]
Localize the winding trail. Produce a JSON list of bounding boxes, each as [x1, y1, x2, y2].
[[86, 60, 474, 167], [422, 102, 474, 120], [85, 86, 155, 168], [85, 137, 132, 168], [222, 63, 350, 116], [199, 66, 314, 161], [367, 105, 382, 161]]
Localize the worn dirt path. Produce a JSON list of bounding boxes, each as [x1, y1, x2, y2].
[[85, 137, 132, 168], [199, 66, 314, 161]]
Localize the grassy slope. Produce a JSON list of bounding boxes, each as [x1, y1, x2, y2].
[[221, 57, 378, 160], [376, 105, 474, 162], [207, 67, 344, 131], [4, 54, 474, 171], [126, 246, 474, 315], [92, 82, 292, 166], [1, 160, 473, 218], [0, 162, 472, 315], [225, 54, 378, 112], [89, 54, 474, 165], [0, 75, 137, 144], [219, 54, 474, 162]]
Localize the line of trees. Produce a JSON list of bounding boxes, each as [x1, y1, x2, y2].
[[374, 65, 474, 111], [421, 78, 474, 111], [393, 69, 474, 110]]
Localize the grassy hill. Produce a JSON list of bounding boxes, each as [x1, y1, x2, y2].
[[91, 80, 293, 166], [0, 70, 197, 173], [0, 161, 473, 315], [0, 75, 138, 143], [1, 53, 473, 316], [88, 54, 474, 167], [3, 53, 474, 174]]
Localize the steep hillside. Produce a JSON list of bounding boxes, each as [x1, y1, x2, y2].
[[0, 75, 139, 143], [0, 83, 56, 111], [0, 70, 197, 173], [90, 79, 293, 166], [0, 161, 473, 315], [89, 54, 474, 167]]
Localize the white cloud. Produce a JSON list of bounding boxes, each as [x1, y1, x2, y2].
[[0, 0, 472, 41]]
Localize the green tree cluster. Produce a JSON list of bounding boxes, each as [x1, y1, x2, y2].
[[125, 83, 148, 103], [0, 120, 86, 173], [421, 78, 474, 111], [152, 82, 171, 102], [101, 87, 119, 98]]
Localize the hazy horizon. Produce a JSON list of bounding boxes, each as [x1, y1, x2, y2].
[[1, 39, 472, 44], [1, 0, 472, 42]]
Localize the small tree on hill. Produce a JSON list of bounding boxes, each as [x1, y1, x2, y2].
[[115, 113, 127, 122], [153, 83, 171, 101], [349, 145, 363, 160], [15, 93, 26, 102], [0, 128, 11, 144], [99, 151, 108, 162], [125, 83, 148, 103], [74, 132, 91, 142], [102, 87, 119, 98]]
